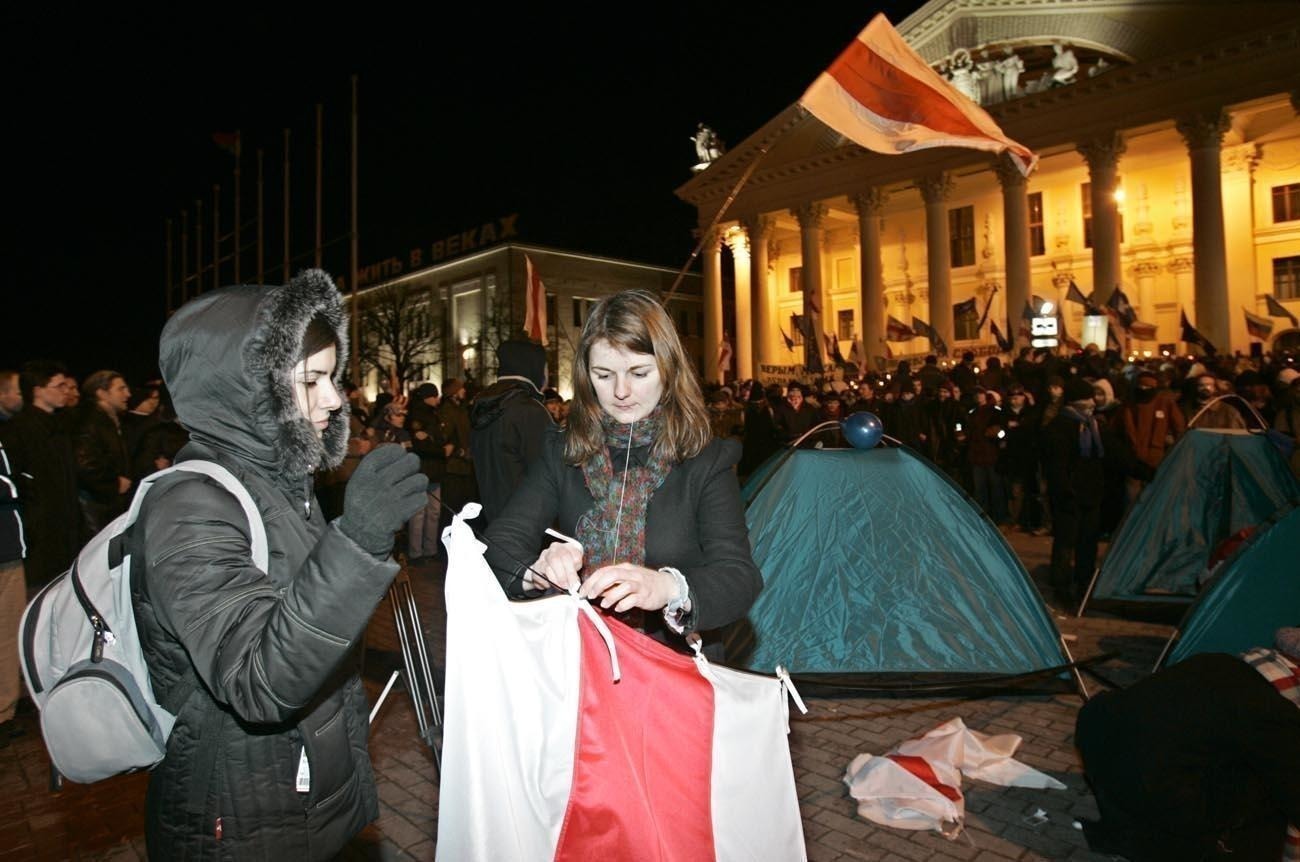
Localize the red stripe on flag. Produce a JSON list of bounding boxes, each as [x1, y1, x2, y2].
[[555, 614, 716, 861], [886, 754, 963, 802], [827, 41, 989, 141]]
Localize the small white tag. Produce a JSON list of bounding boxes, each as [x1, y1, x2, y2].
[[296, 747, 310, 793]]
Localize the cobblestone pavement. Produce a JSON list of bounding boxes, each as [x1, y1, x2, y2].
[[0, 530, 1172, 860]]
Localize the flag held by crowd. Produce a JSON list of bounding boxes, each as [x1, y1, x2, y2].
[[1244, 308, 1274, 339], [976, 285, 998, 332], [524, 255, 549, 345], [435, 506, 808, 861], [954, 297, 978, 322], [1265, 293, 1299, 327], [1106, 287, 1136, 330], [887, 315, 915, 342], [1180, 310, 1218, 356], [780, 326, 796, 352], [798, 14, 1036, 175], [1065, 280, 1093, 310]]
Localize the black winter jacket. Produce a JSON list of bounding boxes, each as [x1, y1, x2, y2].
[[469, 378, 553, 525], [0, 405, 79, 587], [484, 430, 762, 647], [74, 405, 130, 506], [132, 272, 397, 860]]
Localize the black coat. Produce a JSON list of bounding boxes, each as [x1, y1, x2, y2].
[[133, 274, 393, 860], [74, 405, 130, 506], [1077, 652, 1300, 860], [469, 379, 554, 525], [0, 406, 79, 587], [484, 431, 762, 644]]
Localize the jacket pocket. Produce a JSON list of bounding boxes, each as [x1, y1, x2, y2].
[[301, 703, 357, 810]]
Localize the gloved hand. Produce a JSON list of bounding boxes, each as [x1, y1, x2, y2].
[[337, 444, 429, 556]]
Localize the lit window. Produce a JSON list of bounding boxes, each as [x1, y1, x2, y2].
[[949, 206, 975, 267], [1272, 184, 1300, 223], [1028, 192, 1045, 257], [1274, 256, 1300, 300]]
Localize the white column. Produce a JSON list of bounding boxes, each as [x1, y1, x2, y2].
[[852, 189, 888, 364], [1176, 111, 1232, 352], [994, 154, 1031, 347], [1078, 133, 1126, 306], [792, 202, 828, 371], [743, 215, 774, 370], [1221, 142, 1260, 351], [918, 173, 955, 347], [725, 226, 753, 380], [702, 229, 723, 382]]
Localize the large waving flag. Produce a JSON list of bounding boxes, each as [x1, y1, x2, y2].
[[1244, 308, 1274, 340], [436, 506, 807, 861], [524, 254, 549, 345], [1265, 293, 1299, 327], [799, 14, 1036, 175]]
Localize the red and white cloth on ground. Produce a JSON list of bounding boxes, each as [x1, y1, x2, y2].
[[844, 717, 1065, 839], [435, 504, 807, 861], [799, 13, 1036, 176]]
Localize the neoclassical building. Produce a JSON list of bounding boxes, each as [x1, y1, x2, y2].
[[676, 0, 1300, 383]]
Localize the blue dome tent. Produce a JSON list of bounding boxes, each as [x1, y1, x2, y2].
[[726, 446, 1075, 689], [1079, 429, 1299, 614], [1156, 502, 1300, 668]]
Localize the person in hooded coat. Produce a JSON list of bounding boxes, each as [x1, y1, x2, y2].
[[469, 339, 555, 526], [130, 270, 428, 860]]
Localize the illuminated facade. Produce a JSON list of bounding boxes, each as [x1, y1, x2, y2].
[[347, 243, 702, 398], [677, 0, 1300, 382]]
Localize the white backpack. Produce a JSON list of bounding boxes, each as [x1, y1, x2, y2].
[[18, 461, 267, 783]]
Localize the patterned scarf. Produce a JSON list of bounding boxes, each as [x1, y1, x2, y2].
[[576, 407, 673, 572], [1240, 647, 1300, 861]]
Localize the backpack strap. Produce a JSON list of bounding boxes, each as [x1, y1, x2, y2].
[[127, 460, 270, 572]]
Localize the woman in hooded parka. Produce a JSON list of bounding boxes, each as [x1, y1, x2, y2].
[[131, 270, 428, 859]]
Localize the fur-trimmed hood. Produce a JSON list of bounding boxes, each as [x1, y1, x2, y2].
[[159, 270, 350, 483]]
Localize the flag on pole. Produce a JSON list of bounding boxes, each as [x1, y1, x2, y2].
[[1265, 293, 1299, 327], [849, 334, 868, 376], [1106, 287, 1137, 329], [1244, 308, 1274, 339], [913, 317, 947, 357], [954, 297, 978, 322], [1180, 310, 1218, 356], [887, 315, 915, 341], [796, 315, 824, 372], [524, 255, 549, 345], [976, 285, 999, 331], [1065, 280, 1091, 308], [780, 326, 796, 352], [435, 506, 807, 861], [990, 320, 1011, 352], [798, 14, 1036, 175], [1129, 319, 1158, 340], [827, 333, 848, 368]]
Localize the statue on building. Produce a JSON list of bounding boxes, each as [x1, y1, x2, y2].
[[946, 48, 982, 102], [1051, 42, 1079, 86], [690, 124, 725, 171], [998, 48, 1025, 99]]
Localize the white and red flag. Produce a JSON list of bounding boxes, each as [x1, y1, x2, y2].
[[799, 14, 1036, 175], [524, 254, 549, 345], [436, 504, 807, 861]]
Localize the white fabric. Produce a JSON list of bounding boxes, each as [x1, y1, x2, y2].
[[844, 717, 1065, 838], [435, 505, 581, 861], [436, 504, 806, 861]]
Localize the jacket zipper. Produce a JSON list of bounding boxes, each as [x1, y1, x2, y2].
[[70, 561, 113, 662]]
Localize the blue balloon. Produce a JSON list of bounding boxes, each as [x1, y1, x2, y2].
[[842, 411, 884, 450]]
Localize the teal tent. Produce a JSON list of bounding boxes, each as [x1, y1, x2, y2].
[[725, 447, 1070, 680], [1081, 429, 1300, 610], [1159, 502, 1300, 667]]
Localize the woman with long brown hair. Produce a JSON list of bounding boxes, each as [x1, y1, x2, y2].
[[484, 289, 761, 650]]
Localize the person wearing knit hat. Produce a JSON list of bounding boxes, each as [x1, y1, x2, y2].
[[1041, 372, 1106, 607], [468, 340, 555, 525], [438, 377, 475, 516]]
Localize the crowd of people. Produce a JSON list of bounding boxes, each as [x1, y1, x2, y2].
[[4, 276, 1300, 856], [703, 344, 1300, 605]]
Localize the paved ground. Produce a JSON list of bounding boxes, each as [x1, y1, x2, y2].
[[0, 530, 1174, 860]]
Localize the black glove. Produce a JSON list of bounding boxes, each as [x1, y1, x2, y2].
[[337, 444, 429, 556]]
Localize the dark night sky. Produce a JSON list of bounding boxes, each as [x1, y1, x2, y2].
[[3, 5, 923, 383]]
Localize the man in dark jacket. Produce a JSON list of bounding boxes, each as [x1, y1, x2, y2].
[[470, 339, 554, 526], [132, 271, 426, 860], [0, 432, 26, 743], [0, 360, 80, 589], [74, 369, 133, 534], [439, 377, 477, 516], [1041, 376, 1106, 607]]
